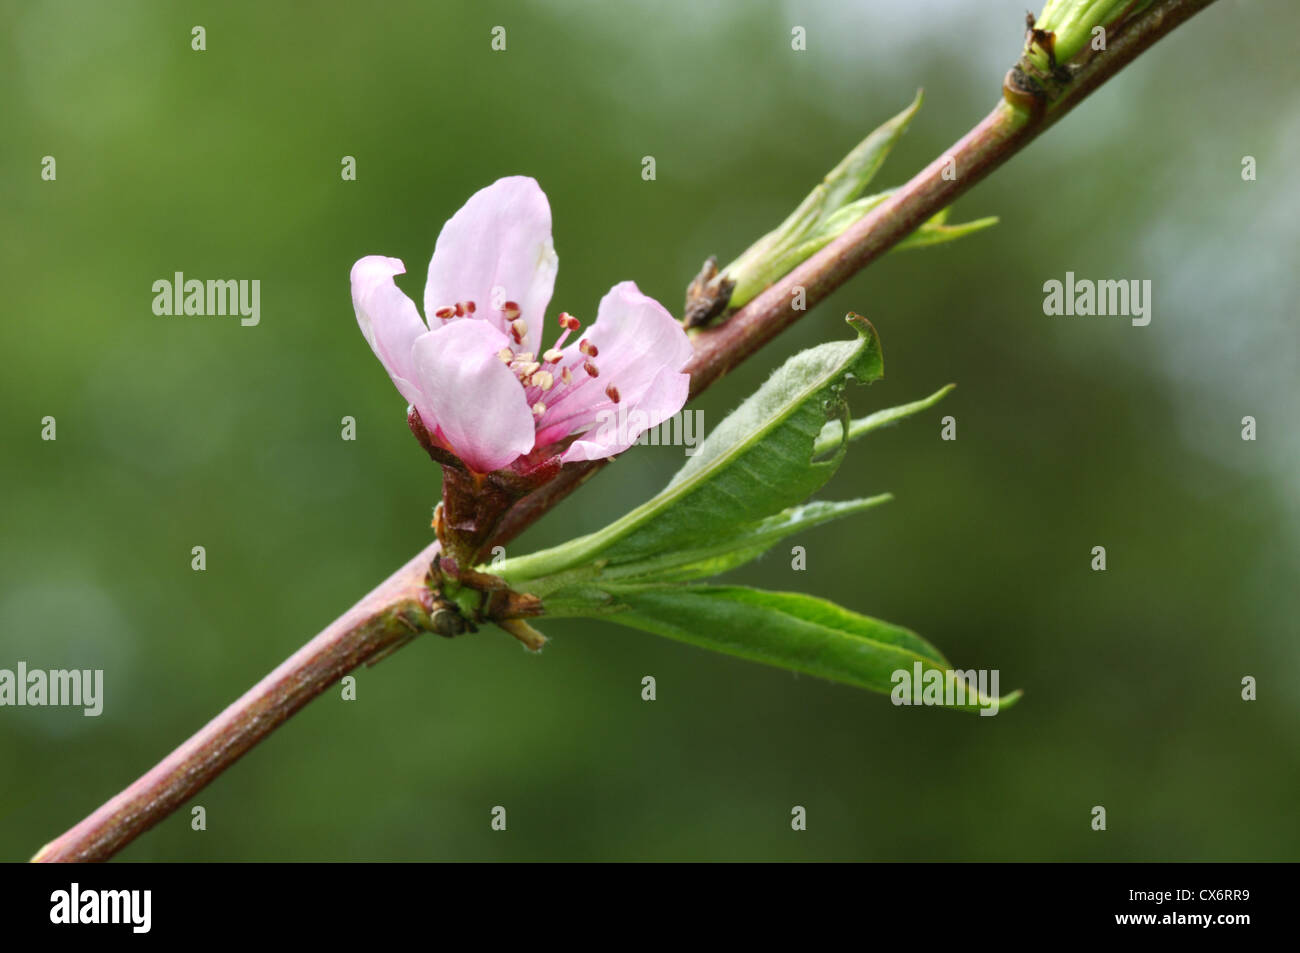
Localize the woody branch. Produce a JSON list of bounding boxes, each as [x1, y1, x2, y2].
[[32, 0, 1218, 863]]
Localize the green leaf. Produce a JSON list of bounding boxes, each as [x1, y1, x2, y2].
[[500, 314, 884, 584], [528, 496, 892, 598], [489, 325, 1016, 710], [812, 383, 954, 457], [593, 585, 1020, 712], [806, 191, 892, 244], [762, 199, 997, 293], [895, 213, 1000, 251], [816, 91, 924, 213], [741, 93, 921, 260], [724, 93, 923, 308]]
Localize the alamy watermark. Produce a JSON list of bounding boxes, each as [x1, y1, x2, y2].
[[0, 662, 103, 716], [1042, 271, 1151, 327], [890, 662, 1002, 716], [50, 883, 150, 933], [152, 272, 260, 326], [594, 406, 705, 456]]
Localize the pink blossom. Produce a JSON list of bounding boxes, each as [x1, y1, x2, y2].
[[351, 177, 692, 474]]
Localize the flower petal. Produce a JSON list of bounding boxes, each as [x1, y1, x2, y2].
[[410, 320, 535, 473], [351, 256, 429, 406], [585, 280, 693, 389], [560, 364, 690, 462], [423, 176, 557, 355], [561, 279, 691, 425], [540, 281, 691, 461]]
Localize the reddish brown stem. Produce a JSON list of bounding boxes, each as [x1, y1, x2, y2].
[[31, 544, 439, 863], [492, 0, 1216, 545], [34, 0, 1217, 863]]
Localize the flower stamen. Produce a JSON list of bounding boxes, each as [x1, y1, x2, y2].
[[552, 312, 581, 351]]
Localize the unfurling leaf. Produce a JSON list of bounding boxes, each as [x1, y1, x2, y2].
[[702, 92, 997, 319], [813, 382, 954, 456]]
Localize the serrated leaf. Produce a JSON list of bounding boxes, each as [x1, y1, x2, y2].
[[595, 585, 1020, 712], [500, 315, 884, 584]]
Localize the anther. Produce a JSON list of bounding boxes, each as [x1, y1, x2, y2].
[[605, 384, 621, 404], [542, 348, 564, 363], [454, 303, 464, 317], [561, 367, 573, 385], [503, 301, 521, 320], [497, 348, 513, 363], [511, 318, 528, 342], [532, 402, 547, 417], [464, 301, 476, 313], [530, 370, 555, 391], [558, 312, 580, 332], [583, 361, 599, 378], [579, 339, 598, 357], [434, 306, 456, 319]]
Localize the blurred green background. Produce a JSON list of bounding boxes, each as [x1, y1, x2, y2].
[[2, 0, 1296, 861]]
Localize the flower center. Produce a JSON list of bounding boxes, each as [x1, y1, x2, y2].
[[431, 300, 622, 440], [503, 311, 614, 426]]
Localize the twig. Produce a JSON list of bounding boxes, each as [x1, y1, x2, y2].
[[32, 0, 1218, 862], [492, 0, 1216, 544], [31, 544, 439, 862]]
